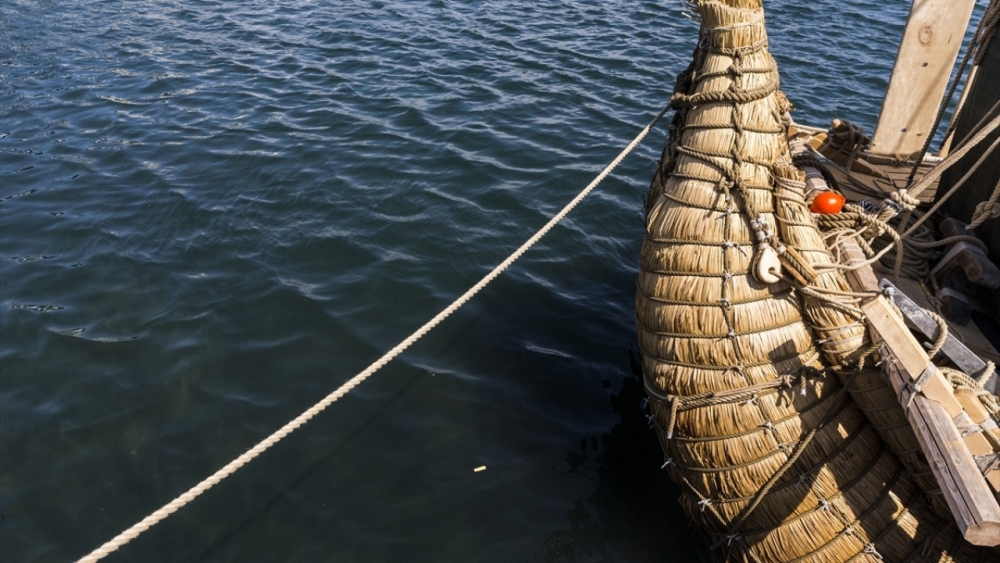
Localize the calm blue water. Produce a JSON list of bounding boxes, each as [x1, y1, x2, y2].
[[0, 1, 960, 561]]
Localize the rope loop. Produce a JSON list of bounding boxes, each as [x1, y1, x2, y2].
[[969, 177, 1000, 229], [889, 189, 919, 211], [670, 64, 778, 110]]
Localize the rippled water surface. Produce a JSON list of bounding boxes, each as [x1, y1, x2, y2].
[[0, 1, 958, 561]]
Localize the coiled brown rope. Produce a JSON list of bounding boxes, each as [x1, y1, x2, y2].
[[814, 124, 1000, 277]]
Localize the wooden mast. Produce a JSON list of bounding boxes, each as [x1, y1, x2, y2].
[[870, 0, 977, 157]]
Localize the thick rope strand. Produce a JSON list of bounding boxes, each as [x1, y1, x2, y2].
[[74, 103, 671, 563], [817, 128, 1000, 274], [904, 111, 1000, 201]]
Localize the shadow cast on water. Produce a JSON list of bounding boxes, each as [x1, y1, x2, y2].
[[190, 370, 427, 562], [541, 349, 710, 563]]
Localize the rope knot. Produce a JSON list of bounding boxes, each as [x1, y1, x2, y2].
[[669, 92, 688, 110], [773, 442, 794, 453], [970, 198, 1000, 229], [890, 189, 919, 211], [863, 543, 884, 560], [975, 452, 1000, 474]]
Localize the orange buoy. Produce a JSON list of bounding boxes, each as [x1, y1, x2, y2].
[[810, 191, 846, 214]]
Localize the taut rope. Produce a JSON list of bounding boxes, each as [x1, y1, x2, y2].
[[74, 104, 671, 563]]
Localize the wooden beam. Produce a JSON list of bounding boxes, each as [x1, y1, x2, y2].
[[954, 388, 1000, 446], [862, 297, 962, 418], [870, 0, 977, 157], [905, 385, 1000, 546], [863, 296, 1000, 545], [832, 238, 1000, 544]]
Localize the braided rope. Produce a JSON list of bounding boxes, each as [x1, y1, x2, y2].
[[815, 129, 1000, 276], [969, 177, 1000, 229], [974, 0, 1000, 66], [74, 104, 672, 563], [670, 64, 778, 109], [923, 309, 950, 360], [905, 111, 1000, 201]]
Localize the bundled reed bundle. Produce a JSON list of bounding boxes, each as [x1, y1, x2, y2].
[[636, 1, 991, 560], [769, 164, 953, 520]]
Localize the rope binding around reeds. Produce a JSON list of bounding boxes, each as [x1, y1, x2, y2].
[[637, 1, 998, 561]]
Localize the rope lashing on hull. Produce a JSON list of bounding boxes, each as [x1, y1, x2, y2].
[[74, 104, 672, 563], [638, 1, 997, 560], [801, 120, 1000, 283]]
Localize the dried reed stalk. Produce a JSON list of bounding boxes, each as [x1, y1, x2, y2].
[[771, 163, 952, 519], [637, 1, 991, 560]]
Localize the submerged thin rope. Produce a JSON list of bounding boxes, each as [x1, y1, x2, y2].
[[75, 102, 671, 563]]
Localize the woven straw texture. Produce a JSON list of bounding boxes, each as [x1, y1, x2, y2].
[[636, 1, 992, 561], [770, 164, 953, 520]]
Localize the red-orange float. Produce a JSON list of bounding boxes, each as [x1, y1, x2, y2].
[[810, 191, 846, 214]]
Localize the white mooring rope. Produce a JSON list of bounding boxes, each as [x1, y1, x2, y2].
[[75, 103, 671, 563]]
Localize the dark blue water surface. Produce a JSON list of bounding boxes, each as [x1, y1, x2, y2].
[[0, 1, 955, 561]]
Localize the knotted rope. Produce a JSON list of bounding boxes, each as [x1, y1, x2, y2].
[[969, 177, 1000, 229], [810, 124, 1000, 279], [903, 0, 992, 187]]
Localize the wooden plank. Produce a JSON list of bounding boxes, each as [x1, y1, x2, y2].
[[953, 389, 1000, 493], [875, 322, 1000, 545], [870, 0, 977, 157], [954, 393, 1000, 495], [907, 387, 1000, 545], [822, 161, 940, 203], [892, 277, 1000, 368], [862, 297, 997, 453], [881, 279, 1000, 395], [834, 239, 1000, 542], [954, 388, 1000, 445], [862, 298, 964, 416]]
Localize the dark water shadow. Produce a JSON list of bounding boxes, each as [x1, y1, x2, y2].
[[190, 370, 426, 562], [540, 349, 711, 563]]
